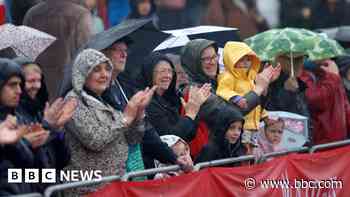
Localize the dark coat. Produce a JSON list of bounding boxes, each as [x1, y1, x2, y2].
[[136, 52, 198, 142], [195, 107, 246, 164], [263, 71, 310, 118], [23, 0, 93, 99], [103, 79, 178, 170], [280, 0, 312, 28], [0, 58, 36, 195]]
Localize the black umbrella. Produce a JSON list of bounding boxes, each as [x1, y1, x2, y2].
[[59, 18, 170, 96], [84, 18, 170, 78]]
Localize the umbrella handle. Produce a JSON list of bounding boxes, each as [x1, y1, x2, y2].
[[290, 51, 294, 78]]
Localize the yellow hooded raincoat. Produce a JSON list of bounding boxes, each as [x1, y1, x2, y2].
[[217, 41, 268, 130]]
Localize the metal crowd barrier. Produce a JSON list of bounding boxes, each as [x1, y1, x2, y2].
[[40, 139, 350, 197], [43, 175, 120, 197], [193, 155, 256, 171], [309, 139, 350, 153], [9, 193, 42, 197], [121, 164, 181, 181]]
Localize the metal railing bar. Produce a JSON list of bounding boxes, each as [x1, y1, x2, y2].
[[309, 139, 350, 153], [121, 165, 181, 181], [44, 175, 120, 197]]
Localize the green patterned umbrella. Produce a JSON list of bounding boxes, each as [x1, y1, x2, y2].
[[244, 28, 318, 61], [307, 35, 346, 61], [245, 28, 346, 61]]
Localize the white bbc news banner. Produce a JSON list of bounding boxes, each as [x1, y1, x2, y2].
[[8, 169, 102, 183]]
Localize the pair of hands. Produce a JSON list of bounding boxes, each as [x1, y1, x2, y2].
[[254, 63, 282, 96], [236, 64, 282, 109], [123, 86, 158, 126], [181, 83, 211, 120], [44, 98, 78, 129], [0, 115, 49, 149]]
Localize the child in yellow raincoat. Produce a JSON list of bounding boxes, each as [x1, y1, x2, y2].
[[217, 41, 268, 152]]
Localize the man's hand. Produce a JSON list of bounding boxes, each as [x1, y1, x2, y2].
[[0, 115, 28, 145]]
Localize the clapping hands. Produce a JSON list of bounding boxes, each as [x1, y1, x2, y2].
[[44, 98, 78, 129]]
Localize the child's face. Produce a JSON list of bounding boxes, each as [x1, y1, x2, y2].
[[225, 121, 242, 144], [172, 141, 193, 166], [236, 56, 252, 69], [138, 0, 152, 17], [265, 122, 284, 145]]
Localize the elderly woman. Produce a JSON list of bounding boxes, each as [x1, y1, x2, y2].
[[137, 52, 210, 142], [64, 49, 153, 195]]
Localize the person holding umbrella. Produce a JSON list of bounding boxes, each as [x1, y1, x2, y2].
[[300, 59, 350, 145]]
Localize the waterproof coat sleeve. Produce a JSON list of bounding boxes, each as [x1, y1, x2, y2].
[[66, 94, 145, 152]]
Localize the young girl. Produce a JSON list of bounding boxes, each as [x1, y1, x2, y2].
[[195, 107, 247, 165], [255, 117, 285, 154], [154, 135, 193, 179]]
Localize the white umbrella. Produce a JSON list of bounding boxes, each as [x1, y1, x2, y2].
[[0, 24, 56, 61]]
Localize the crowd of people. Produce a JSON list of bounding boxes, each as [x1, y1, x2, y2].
[[1, 0, 350, 196]]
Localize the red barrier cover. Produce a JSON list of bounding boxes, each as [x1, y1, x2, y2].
[[89, 146, 350, 197]]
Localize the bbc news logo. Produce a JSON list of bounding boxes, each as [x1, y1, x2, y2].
[[8, 169, 102, 183]]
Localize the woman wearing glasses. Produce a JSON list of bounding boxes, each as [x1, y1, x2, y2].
[[136, 52, 211, 144]]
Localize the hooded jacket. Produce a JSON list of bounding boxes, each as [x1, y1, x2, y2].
[[300, 68, 350, 145], [181, 39, 261, 117], [13, 57, 48, 123], [195, 106, 246, 164], [12, 58, 70, 193], [0, 58, 35, 195], [180, 39, 260, 157], [217, 42, 267, 130], [137, 52, 197, 142], [64, 49, 145, 196]]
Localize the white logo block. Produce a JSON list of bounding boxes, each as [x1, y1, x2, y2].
[[24, 169, 39, 183], [42, 169, 56, 183], [8, 169, 22, 183]]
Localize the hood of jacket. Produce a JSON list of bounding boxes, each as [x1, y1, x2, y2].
[[72, 49, 113, 94], [0, 58, 25, 120], [136, 52, 179, 106], [212, 106, 245, 157], [13, 57, 48, 117], [223, 41, 260, 80], [181, 39, 219, 85]]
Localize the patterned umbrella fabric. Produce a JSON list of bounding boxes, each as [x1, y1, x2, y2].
[[0, 24, 56, 61], [245, 28, 346, 61], [244, 28, 318, 61], [307, 34, 346, 61]]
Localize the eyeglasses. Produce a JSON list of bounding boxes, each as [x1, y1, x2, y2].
[[154, 68, 173, 75], [200, 54, 219, 64]]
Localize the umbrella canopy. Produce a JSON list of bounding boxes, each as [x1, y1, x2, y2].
[[154, 25, 239, 53], [83, 18, 170, 79], [244, 28, 318, 61], [307, 35, 346, 61], [0, 24, 56, 61]]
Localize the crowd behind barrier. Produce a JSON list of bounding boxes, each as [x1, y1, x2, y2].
[[35, 139, 350, 197]]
